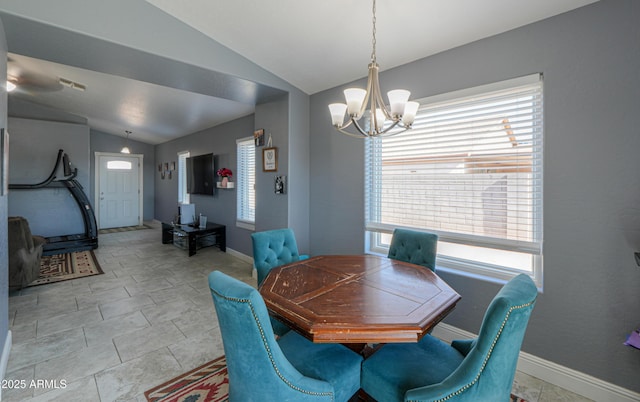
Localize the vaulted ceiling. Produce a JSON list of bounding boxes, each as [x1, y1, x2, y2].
[[1, 0, 599, 144]]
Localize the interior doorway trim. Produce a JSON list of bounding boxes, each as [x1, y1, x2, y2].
[[94, 151, 144, 228]]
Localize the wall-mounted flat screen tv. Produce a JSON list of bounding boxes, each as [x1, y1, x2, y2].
[[187, 153, 215, 195]]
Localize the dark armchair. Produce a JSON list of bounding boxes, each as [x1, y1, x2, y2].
[[8, 216, 45, 291]]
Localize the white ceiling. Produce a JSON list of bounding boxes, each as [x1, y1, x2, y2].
[[4, 0, 599, 144], [146, 0, 599, 94]]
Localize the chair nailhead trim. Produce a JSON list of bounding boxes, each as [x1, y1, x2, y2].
[[212, 288, 335, 401], [408, 299, 536, 402]]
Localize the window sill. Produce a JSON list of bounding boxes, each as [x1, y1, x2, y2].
[[236, 220, 254, 231]]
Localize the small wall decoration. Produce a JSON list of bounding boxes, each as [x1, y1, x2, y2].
[[254, 128, 265, 147], [159, 161, 175, 180], [274, 175, 286, 194], [217, 167, 233, 188], [263, 147, 277, 171]]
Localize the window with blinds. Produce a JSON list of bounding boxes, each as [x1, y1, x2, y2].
[[178, 151, 190, 204], [237, 137, 256, 229], [365, 74, 543, 285]]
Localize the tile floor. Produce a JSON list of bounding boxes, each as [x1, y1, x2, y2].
[[4, 221, 593, 402]]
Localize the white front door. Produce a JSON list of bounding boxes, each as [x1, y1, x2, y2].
[[96, 153, 142, 229]]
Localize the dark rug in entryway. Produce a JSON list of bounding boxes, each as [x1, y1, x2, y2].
[[99, 224, 152, 234]]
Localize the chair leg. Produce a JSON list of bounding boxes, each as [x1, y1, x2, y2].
[[343, 343, 383, 358], [355, 389, 376, 401]]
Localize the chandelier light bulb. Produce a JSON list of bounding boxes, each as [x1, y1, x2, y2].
[[402, 101, 420, 126], [344, 88, 367, 117], [387, 89, 410, 118], [373, 108, 385, 131], [329, 103, 348, 127]]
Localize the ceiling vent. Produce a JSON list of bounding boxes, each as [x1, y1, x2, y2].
[[59, 77, 86, 91]]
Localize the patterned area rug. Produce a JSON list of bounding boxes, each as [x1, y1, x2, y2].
[[99, 224, 151, 234], [28, 250, 103, 287], [145, 355, 228, 402], [145, 355, 528, 402]]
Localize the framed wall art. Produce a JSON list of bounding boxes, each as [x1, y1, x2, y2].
[[254, 128, 265, 147], [274, 175, 286, 194], [263, 147, 277, 172]]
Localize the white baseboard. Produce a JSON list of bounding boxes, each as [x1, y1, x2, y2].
[[224, 248, 258, 279], [0, 330, 12, 401], [224, 247, 253, 265], [431, 323, 640, 402]]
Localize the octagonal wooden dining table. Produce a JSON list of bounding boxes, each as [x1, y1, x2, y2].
[[259, 254, 461, 346]]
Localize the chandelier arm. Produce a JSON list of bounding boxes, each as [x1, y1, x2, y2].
[[338, 118, 355, 130], [381, 129, 409, 137], [337, 122, 369, 138], [336, 116, 410, 138], [368, 65, 380, 136], [354, 64, 376, 121], [352, 117, 371, 137], [380, 120, 403, 134], [371, 65, 392, 122], [368, 64, 382, 135]]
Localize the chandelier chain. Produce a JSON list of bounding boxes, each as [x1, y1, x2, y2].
[[371, 0, 377, 63]]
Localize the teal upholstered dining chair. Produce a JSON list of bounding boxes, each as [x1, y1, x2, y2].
[[361, 274, 537, 402], [251, 228, 309, 336], [252, 228, 309, 286], [387, 228, 438, 272], [208, 270, 362, 402]]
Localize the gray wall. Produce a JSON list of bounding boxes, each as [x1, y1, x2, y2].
[[309, 0, 640, 392], [154, 95, 303, 258], [4, 118, 157, 235], [7, 117, 89, 237], [286, 90, 310, 253], [0, 16, 9, 382], [155, 114, 257, 257], [254, 97, 290, 233]]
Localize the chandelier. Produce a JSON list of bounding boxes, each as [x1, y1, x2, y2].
[[328, 0, 419, 138]]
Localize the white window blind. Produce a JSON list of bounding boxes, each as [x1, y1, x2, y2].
[[237, 137, 256, 228], [178, 151, 190, 204], [365, 74, 543, 283]]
